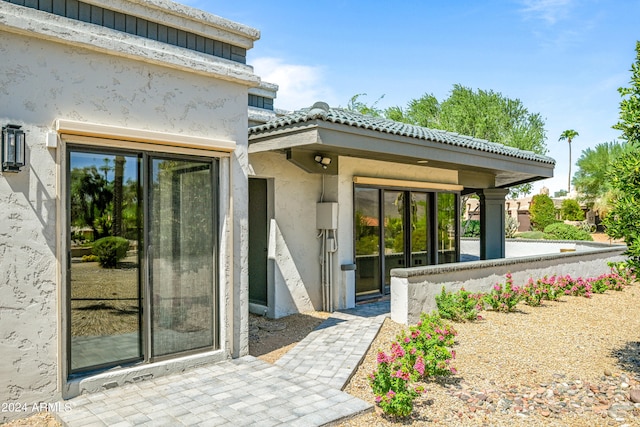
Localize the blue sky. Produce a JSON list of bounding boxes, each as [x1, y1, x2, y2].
[[187, 0, 639, 195]]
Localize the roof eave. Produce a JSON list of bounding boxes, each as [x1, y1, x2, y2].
[[249, 120, 555, 183]]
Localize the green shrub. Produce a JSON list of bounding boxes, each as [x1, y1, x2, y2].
[[81, 254, 99, 263], [603, 147, 640, 269], [529, 194, 559, 231], [560, 199, 585, 221], [435, 287, 483, 322], [462, 220, 480, 237], [92, 236, 129, 268], [515, 231, 546, 239], [543, 223, 593, 241]]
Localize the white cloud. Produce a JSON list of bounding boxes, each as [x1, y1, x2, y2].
[[520, 0, 573, 25], [252, 57, 339, 112]]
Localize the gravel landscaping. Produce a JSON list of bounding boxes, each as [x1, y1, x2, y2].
[[339, 284, 640, 426]]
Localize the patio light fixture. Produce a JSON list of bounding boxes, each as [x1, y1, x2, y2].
[[314, 155, 331, 169], [2, 124, 26, 173]]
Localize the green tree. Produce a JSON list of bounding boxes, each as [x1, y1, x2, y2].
[[347, 93, 384, 117], [386, 93, 441, 129], [112, 155, 125, 237], [602, 144, 640, 267], [613, 41, 640, 144], [381, 85, 548, 197], [603, 41, 640, 269], [558, 129, 579, 193], [559, 199, 584, 221], [573, 141, 628, 208], [529, 193, 558, 231], [70, 166, 113, 239]]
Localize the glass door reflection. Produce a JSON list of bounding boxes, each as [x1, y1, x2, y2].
[[354, 187, 381, 296], [383, 190, 405, 287], [69, 150, 142, 373]]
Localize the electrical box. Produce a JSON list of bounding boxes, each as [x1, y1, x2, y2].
[[316, 202, 338, 230]]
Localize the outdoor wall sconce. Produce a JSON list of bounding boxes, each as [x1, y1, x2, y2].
[[2, 124, 26, 173], [314, 155, 332, 169]]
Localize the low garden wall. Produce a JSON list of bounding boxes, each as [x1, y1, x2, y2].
[[390, 242, 627, 325]]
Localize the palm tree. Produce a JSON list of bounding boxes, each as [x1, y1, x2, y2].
[[559, 129, 579, 193]]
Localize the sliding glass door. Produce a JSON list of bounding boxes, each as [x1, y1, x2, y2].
[[68, 147, 217, 375], [149, 158, 215, 358], [354, 186, 459, 300]]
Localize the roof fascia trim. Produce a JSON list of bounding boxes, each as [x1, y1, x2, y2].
[[86, 0, 261, 47], [1, 3, 260, 86]]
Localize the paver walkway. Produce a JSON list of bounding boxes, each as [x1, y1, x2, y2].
[[56, 301, 390, 426], [276, 301, 389, 390]]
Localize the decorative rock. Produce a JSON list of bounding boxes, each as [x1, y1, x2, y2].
[[605, 369, 613, 376], [445, 375, 640, 423]]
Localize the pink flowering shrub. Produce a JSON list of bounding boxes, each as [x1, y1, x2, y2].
[[521, 278, 546, 306], [369, 342, 425, 417], [398, 312, 458, 378], [483, 273, 522, 311], [592, 272, 632, 292], [369, 313, 455, 417], [564, 275, 593, 297]]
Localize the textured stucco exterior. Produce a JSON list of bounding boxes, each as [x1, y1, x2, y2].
[[390, 244, 627, 325], [0, 1, 258, 421], [248, 152, 320, 318]]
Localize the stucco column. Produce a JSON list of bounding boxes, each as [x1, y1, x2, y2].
[[479, 188, 510, 260]]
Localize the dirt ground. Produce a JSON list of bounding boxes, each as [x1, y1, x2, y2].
[[248, 310, 331, 363], [590, 232, 624, 244]]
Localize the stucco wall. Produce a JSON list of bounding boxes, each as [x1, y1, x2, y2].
[[390, 245, 627, 325], [248, 152, 320, 318], [0, 16, 253, 420]]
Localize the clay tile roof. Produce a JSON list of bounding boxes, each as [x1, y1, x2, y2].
[[249, 102, 556, 165]]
